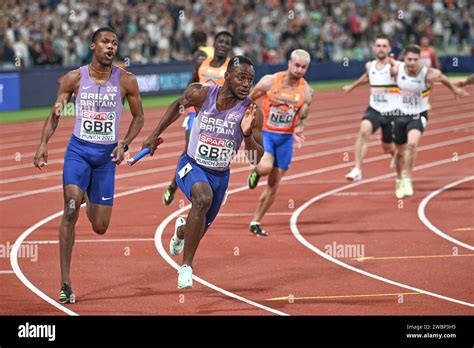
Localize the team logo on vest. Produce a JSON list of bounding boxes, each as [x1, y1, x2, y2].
[[227, 113, 240, 121]]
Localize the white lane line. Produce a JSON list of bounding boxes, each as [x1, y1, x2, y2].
[[0, 127, 186, 151], [9, 182, 170, 316], [418, 176, 474, 251], [154, 205, 289, 316], [0, 270, 15, 274], [1, 118, 471, 201], [1, 101, 471, 168], [0, 170, 64, 184], [11, 131, 473, 315], [1, 101, 471, 174], [24, 238, 155, 245], [290, 153, 474, 308], [209, 212, 293, 217], [153, 148, 474, 316], [0, 164, 177, 201], [0, 91, 464, 146], [10, 210, 79, 316], [11, 180, 289, 316]]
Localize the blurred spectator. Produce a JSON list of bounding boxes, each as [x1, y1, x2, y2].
[[0, 0, 472, 71], [419, 36, 441, 69]]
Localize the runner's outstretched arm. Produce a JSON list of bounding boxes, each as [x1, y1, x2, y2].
[[141, 83, 207, 155], [343, 62, 370, 94], [426, 69, 470, 100]]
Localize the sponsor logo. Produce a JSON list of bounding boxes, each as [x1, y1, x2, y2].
[[82, 111, 116, 121]]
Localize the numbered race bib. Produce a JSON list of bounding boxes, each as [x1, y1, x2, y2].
[[401, 91, 420, 107], [267, 105, 295, 130], [371, 89, 389, 105], [194, 133, 234, 168], [80, 110, 116, 142]]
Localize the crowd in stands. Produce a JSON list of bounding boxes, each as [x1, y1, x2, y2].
[[1, 0, 472, 69]]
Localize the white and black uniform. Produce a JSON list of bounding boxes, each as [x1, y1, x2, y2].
[[362, 60, 398, 143], [393, 62, 430, 144]]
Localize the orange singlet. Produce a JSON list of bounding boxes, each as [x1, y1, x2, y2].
[[261, 72, 306, 134], [186, 56, 230, 117], [198, 56, 230, 86]]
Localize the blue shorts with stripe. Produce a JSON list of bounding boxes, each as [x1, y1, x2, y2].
[[262, 130, 294, 171], [63, 135, 117, 206], [175, 154, 229, 228]]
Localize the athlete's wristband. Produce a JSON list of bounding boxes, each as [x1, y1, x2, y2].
[[120, 142, 129, 152], [243, 131, 252, 138]]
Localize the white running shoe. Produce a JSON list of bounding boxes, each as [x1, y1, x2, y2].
[[396, 179, 405, 199], [169, 217, 185, 256], [177, 264, 193, 289], [345, 167, 362, 181], [403, 178, 414, 196]]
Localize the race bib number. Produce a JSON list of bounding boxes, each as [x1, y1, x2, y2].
[[267, 105, 295, 129], [371, 89, 389, 104], [80, 111, 116, 142], [401, 91, 420, 107], [194, 134, 234, 168]]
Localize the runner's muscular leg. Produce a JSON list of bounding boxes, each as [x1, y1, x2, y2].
[[60, 184, 84, 285], [395, 144, 406, 179], [181, 182, 213, 267], [252, 166, 285, 222], [354, 120, 373, 169], [405, 129, 422, 179], [87, 204, 113, 235], [255, 152, 275, 177]]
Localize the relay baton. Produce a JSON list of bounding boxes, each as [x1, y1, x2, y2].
[[127, 137, 164, 166]]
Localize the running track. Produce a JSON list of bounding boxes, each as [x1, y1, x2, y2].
[[0, 85, 473, 315]]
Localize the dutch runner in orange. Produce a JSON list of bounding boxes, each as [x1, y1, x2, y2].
[[247, 49, 313, 236]]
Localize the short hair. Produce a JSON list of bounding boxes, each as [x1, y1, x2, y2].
[[192, 31, 207, 45], [227, 55, 254, 72], [290, 49, 311, 62], [91, 27, 117, 43], [375, 34, 391, 43], [404, 44, 421, 55], [215, 31, 233, 43]]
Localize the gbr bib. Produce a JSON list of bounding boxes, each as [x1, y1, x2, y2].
[[74, 65, 124, 144]]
